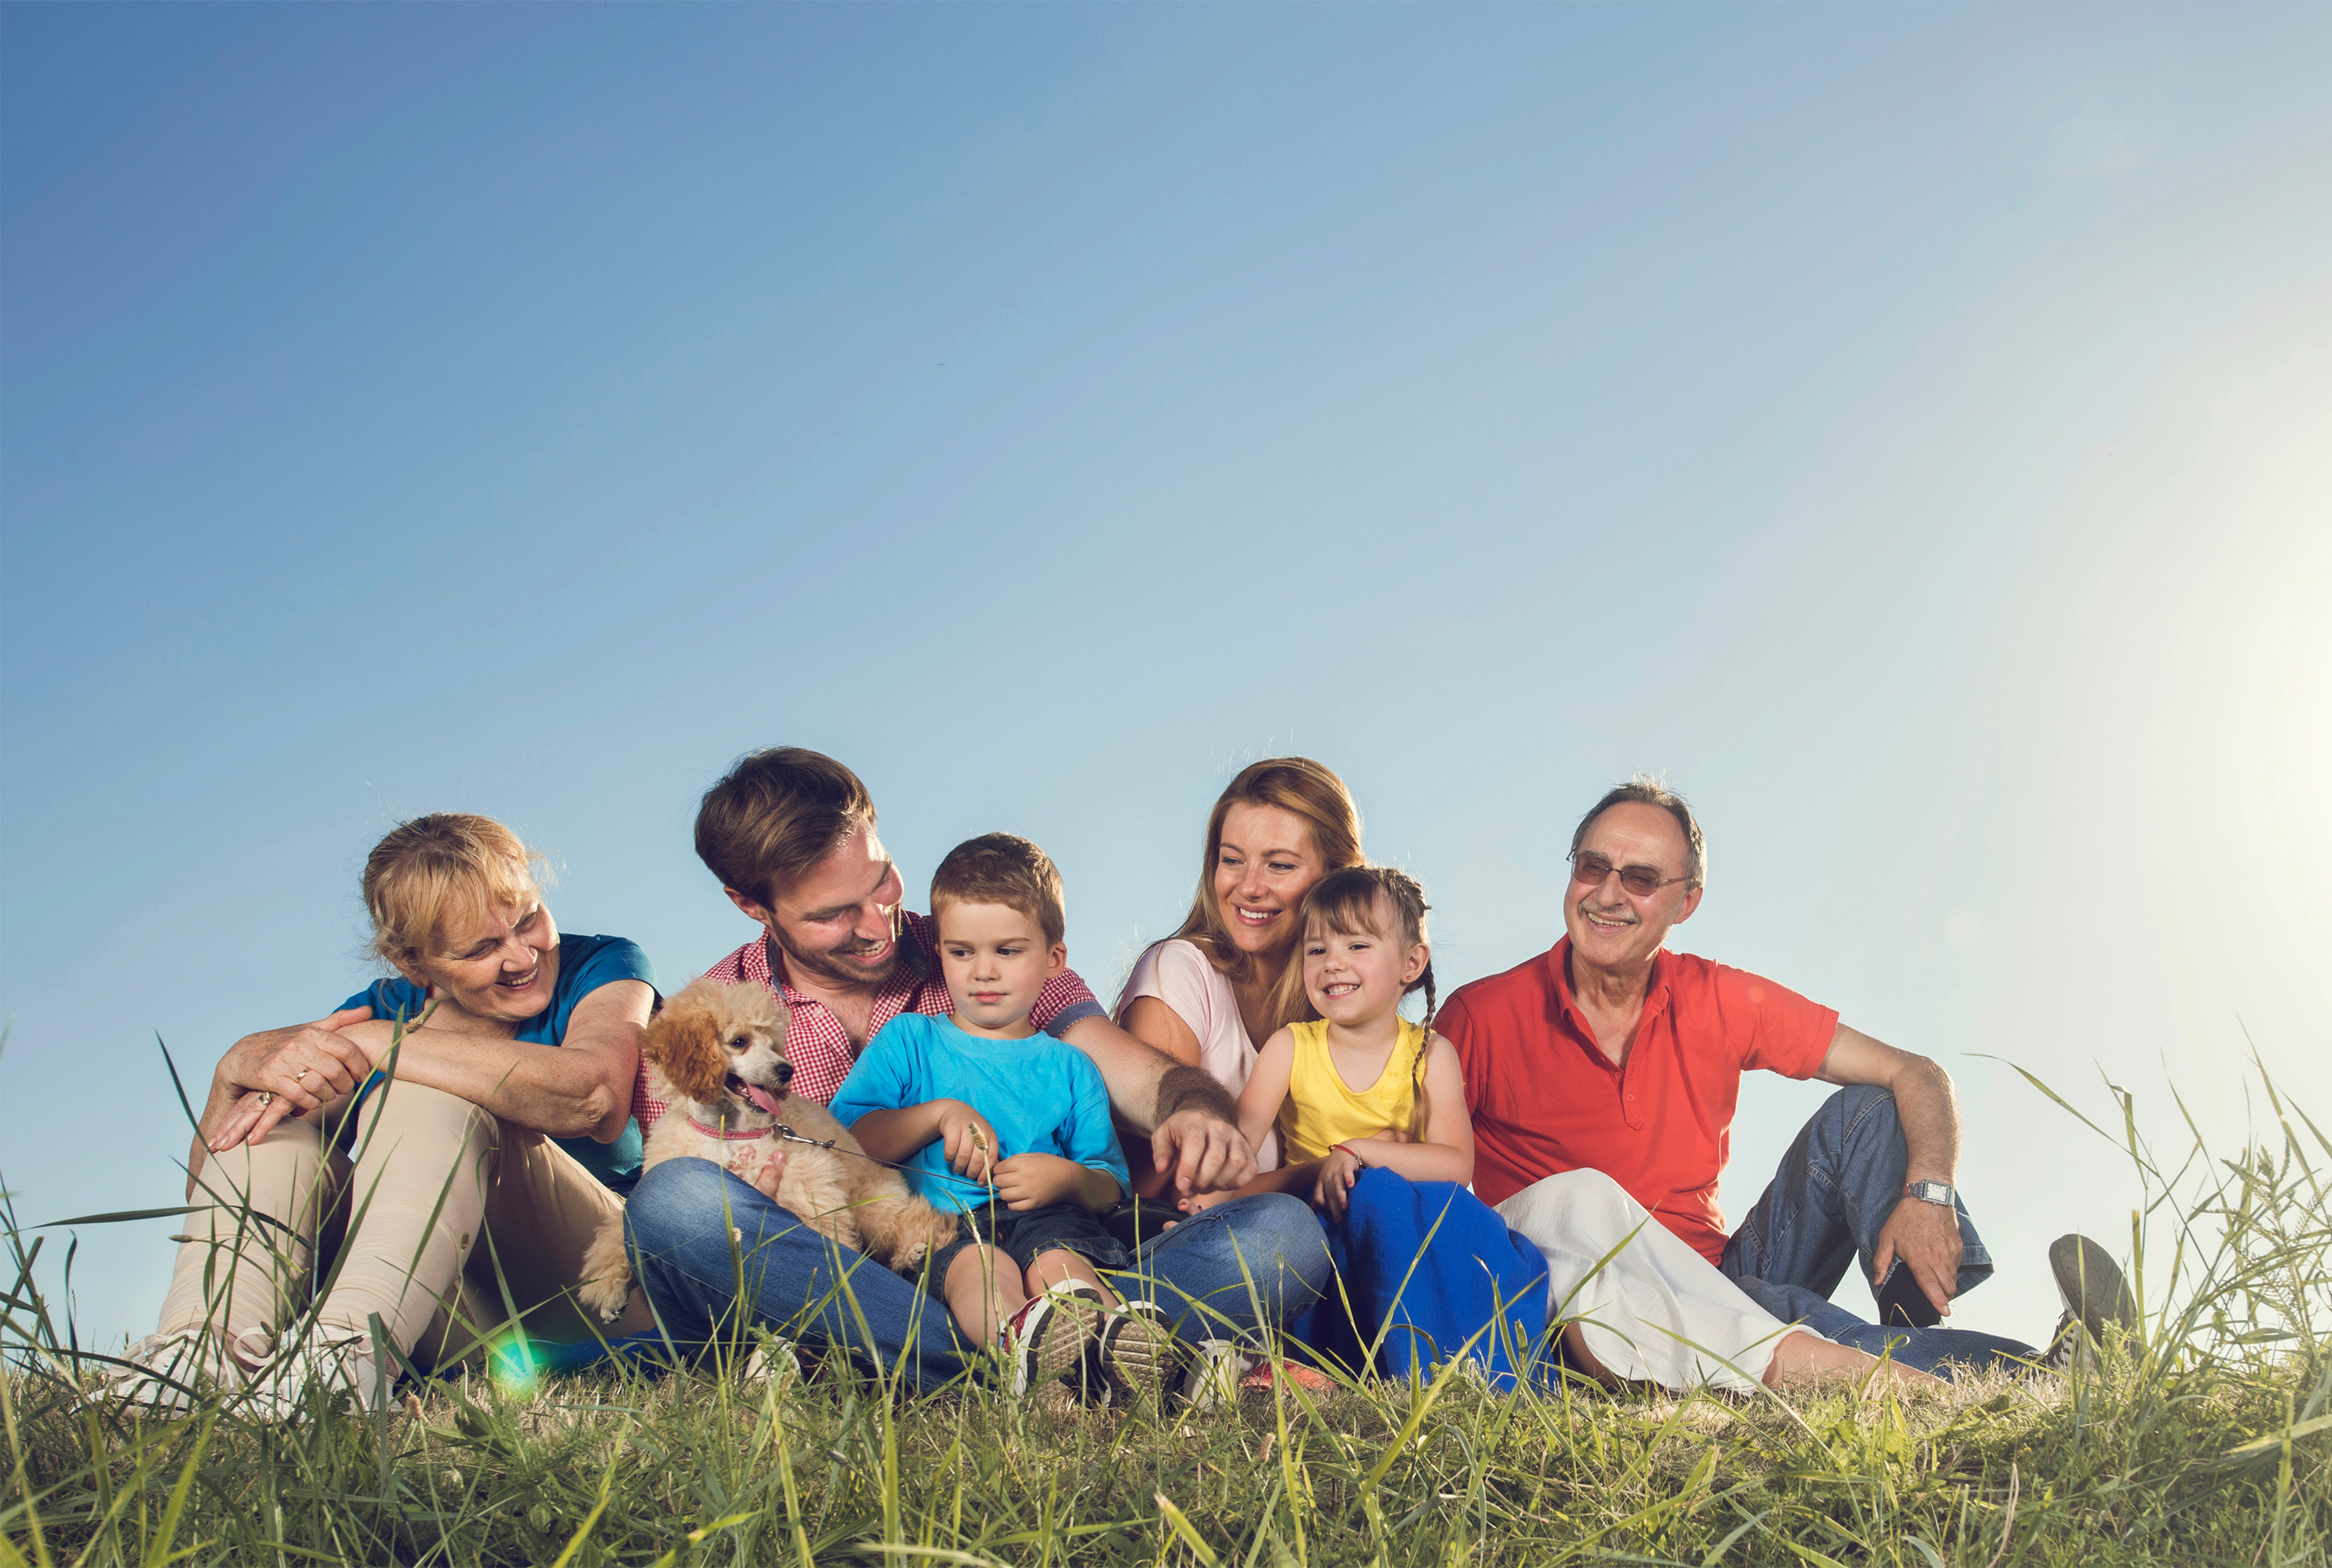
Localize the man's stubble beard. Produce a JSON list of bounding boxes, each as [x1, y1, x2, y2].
[[766, 922, 904, 990]]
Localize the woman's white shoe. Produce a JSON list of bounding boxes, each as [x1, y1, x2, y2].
[[239, 1340, 390, 1421], [87, 1328, 231, 1413]]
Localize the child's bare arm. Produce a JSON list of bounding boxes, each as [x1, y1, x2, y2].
[[1178, 1033, 1303, 1213], [1235, 1030, 1296, 1156], [994, 1155, 1121, 1211], [849, 1099, 1002, 1181]]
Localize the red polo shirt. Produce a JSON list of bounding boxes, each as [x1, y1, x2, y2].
[[1440, 937, 1837, 1264]]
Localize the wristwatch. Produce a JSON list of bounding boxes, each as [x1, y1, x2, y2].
[[1904, 1179, 1955, 1208]]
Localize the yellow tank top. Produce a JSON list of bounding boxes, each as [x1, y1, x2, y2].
[[1275, 1018, 1428, 1162]]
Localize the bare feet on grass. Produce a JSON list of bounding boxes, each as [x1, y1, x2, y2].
[[1555, 1322, 1941, 1392], [1763, 1330, 1943, 1390]]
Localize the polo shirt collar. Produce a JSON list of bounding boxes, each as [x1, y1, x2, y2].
[[1547, 935, 1675, 1035]]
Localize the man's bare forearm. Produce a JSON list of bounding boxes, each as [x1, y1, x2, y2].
[[1892, 1056, 1961, 1185], [1155, 1064, 1238, 1128]]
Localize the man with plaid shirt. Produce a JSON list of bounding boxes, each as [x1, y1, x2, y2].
[[621, 747, 1332, 1394]]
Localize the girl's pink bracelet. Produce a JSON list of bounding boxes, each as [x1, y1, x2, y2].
[[1335, 1141, 1369, 1167]]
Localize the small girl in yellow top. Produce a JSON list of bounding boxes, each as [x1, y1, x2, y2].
[[1218, 865, 1472, 1220]]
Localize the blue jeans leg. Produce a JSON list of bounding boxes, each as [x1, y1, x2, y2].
[[1110, 1193, 1332, 1345], [623, 1157, 972, 1395], [1720, 1085, 1994, 1307], [1729, 1276, 2038, 1379]]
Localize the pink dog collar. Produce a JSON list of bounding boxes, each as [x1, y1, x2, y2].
[[686, 1116, 771, 1141]]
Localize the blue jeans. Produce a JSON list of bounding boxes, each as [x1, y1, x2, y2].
[[1720, 1086, 2037, 1375], [622, 1158, 1332, 1394]]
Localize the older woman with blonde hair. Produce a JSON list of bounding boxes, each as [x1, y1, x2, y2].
[[1115, 757, 1364, 1198], [99, 814, 658, 1413]]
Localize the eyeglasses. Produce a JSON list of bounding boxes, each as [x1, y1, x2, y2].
[[1568, 851, 1688, 898]]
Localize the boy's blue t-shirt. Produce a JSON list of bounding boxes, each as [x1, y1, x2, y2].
[[340, 933, 655, 1192], [827, 1012, 1130, 1213]]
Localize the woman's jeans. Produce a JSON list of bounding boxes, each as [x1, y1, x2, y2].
[[1721, 1085, 2039, 1371], [623, 1157, 1334, 1393]]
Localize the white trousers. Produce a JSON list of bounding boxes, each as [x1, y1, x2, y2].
[[1496, 1168, 1806, 1395]]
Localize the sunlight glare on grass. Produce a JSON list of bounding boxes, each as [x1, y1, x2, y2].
[[486, 1330, 543, 1400]]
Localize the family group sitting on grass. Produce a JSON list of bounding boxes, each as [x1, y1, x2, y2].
[[97, 750, 2137, 1417]]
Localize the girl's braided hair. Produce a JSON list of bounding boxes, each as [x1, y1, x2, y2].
[[1297, 864, 1436, 1134]]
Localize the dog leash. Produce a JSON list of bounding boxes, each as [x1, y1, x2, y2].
[[771, 1122, 994, 1183]]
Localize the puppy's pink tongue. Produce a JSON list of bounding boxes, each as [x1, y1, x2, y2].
[[744, 1086, 786, 1117]]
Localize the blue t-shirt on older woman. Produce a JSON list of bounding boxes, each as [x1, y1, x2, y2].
[[339, 933, 656, 1192], [827, 1011, 1130, 1214]]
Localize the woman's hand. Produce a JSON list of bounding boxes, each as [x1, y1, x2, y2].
[[935, 1101, 1002, 1184], [1313, 1144, 1368, 1222], [201, 1005, 378, 1151]]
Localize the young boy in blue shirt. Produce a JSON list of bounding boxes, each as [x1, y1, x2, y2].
[[828, 833, 1168, 1404]]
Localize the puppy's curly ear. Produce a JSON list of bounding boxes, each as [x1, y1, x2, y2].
[[644, 999, 729, 1106]]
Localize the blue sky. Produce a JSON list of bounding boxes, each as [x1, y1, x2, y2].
[[5, 3, 2329, 1351]]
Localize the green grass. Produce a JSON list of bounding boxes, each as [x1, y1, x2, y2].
[[4, 1064, 2326, 1566]]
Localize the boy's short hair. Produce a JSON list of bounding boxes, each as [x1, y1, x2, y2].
[[930, 833, 1066, 946]]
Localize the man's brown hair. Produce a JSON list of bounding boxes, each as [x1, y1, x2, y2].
[[1570, 773, 1707, 890], [930, 832, 1066, 947], [695, 747, 878, 906]]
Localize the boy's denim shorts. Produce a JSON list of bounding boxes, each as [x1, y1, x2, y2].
[[924, 1200, 1133, 1294]]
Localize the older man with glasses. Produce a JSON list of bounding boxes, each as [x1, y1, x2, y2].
[[1436, 777, 2133, 1375]]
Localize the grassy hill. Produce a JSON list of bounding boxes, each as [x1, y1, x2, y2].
[[6, 1071, 2324, 1566]]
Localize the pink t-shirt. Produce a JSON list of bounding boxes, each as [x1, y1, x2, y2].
[[1116, 938, 1279, 1171]]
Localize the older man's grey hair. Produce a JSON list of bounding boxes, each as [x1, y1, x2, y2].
[[1570, 775, 1707, 890]]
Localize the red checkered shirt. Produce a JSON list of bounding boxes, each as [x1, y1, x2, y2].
[[632, 910, 1103, 1136]]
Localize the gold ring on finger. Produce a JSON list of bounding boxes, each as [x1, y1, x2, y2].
[[293, 1068, 313, 1085], [256, 1091, 275, 1107]]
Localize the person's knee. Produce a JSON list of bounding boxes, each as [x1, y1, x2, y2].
[[1825, 1083, 1898, 1128], [1548, 1167, 1631, 1206], [622, 1157, 734, 1247], [1227, 1192, 1333, 1294], [362, 1080, 494, 1145], [1503, 1167, 1637, 1238]]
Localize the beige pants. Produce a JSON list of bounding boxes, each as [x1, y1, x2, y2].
[[159, 1081, 654, 1372]]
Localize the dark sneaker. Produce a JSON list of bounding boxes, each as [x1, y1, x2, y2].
[[1098, 1298, 1175, 1407], [1006, 1281, 1106, 1406], [2045, 1234, 2135, 1370]]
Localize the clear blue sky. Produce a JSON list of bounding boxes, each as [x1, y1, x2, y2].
[[5, 3, 2329, 1352]]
